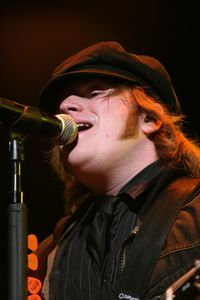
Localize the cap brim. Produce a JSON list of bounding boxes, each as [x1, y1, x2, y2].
[[38, 68, 143, 114]]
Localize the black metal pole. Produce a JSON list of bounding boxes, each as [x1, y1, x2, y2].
[[7, 136, 27, 300]]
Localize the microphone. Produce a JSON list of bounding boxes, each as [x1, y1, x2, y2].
[[0, 98, 78, 145]]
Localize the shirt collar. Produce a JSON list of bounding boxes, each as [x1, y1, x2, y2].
[[119, 160, 165, 199]]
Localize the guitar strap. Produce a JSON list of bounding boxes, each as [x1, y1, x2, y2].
[[117, 174, 200, 300]]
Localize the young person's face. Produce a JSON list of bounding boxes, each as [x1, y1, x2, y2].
[[57, 78, 145, 178]]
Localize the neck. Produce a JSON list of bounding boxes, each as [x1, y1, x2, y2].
[[73, 141, 159, 196]]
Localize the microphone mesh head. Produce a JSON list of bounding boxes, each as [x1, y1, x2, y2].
[[55, 114, 78, 145]]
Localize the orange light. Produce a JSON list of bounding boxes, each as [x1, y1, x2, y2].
[[27, 294, 41, 300], [28, 234, 38, 251], [28, 253, 38, 271], [28, 276, 42, 294]]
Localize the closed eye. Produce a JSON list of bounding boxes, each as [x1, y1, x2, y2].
[[89, 90, 105, 97], [89, 89, 115, 98]]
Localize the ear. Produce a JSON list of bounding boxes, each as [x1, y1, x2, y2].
[[141, 113, 163, 135]]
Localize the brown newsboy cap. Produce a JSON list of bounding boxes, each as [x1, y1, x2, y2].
[[38, 41, 181, 114]]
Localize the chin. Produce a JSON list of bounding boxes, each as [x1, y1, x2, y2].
[[66, 152, 93, 170]]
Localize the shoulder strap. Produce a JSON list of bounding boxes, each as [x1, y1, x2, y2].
[[117, 176, 200, 300]]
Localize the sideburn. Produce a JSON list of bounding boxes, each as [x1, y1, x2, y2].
[[119, 95, 140, 139]]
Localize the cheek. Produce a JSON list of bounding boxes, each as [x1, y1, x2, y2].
[[104, 103, 137, 140], [100, 113, 128, 140]]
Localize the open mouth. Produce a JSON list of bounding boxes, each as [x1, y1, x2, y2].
[[76, 122, 93, 132]]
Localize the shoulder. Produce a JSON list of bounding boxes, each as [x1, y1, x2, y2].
[[161, 174, 200, 205], [147, 176, 200, 298]]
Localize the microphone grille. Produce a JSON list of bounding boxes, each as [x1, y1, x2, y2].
[[55, 114, 78, 145]]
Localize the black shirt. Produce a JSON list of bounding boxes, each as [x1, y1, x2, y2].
[[49, 160, 165, 300]]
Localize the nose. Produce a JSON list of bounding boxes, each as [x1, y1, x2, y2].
[[59, 95, 84, 114]]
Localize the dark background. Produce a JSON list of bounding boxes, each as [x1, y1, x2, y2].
[[0, 1, 199, 298]]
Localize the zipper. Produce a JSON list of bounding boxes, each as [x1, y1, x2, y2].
[[119, 219, 142, 273]]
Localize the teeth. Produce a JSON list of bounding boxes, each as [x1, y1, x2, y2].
[[77, 123, 90, 128]]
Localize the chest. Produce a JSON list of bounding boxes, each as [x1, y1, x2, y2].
[[49, 205, 137, 300]]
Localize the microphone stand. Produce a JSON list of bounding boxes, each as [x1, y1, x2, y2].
[[7, 132, 27, 300]]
